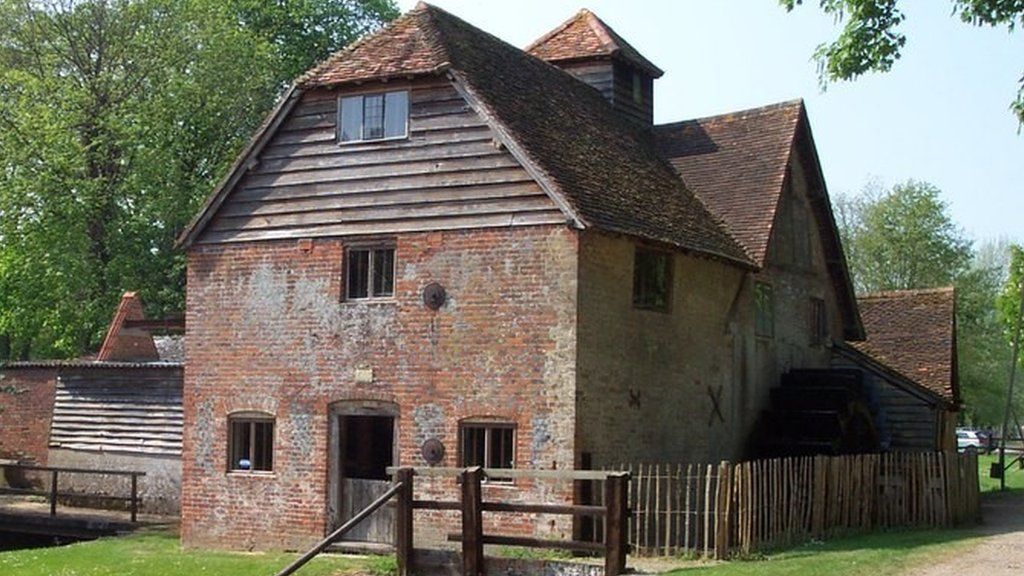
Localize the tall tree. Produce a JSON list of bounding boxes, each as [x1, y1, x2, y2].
[[780, 0, 1024, 124], [838, 180, 972, 294], [958, 240, 1016, 425], [0, 0, 397, 360]]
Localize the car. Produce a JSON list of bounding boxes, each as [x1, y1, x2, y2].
[[957, 429, 983, 452]]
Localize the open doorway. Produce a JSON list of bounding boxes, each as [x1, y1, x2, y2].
[[328, 402, 397, 544]]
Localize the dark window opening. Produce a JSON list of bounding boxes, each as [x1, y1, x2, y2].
[[633, 248, 672, 311], [460, 422, 515, 472], [338, 90, 408, 143], [755, 282, 774, 338], [346, 247, 395, 299], [342, 415, 394, 481], [632, 71, 643, 105], [229, 416, 274, 472], [810, 298, 827, 345]]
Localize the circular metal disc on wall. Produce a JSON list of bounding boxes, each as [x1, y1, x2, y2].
[[422, 283, 447, 310], [421, 438, 445, 465]]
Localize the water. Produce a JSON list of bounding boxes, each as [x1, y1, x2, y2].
[[0, 532, 84, 552]]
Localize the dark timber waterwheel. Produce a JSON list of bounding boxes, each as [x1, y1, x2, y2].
[[751, 369, 882, 458]]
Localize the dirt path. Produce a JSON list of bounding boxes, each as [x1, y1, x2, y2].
[[903, 491, 1024, 576]]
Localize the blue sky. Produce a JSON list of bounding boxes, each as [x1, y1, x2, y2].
[[397, 1, 1024, 244]]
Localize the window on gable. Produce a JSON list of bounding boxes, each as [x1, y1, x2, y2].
[[460, 421, 515, 472], [755, 282, 774, 338], [228, 414, 274, 473], [810, 297, 827, 345], [346, 246, 395, 300], [338, 90, 409, 143], [633, 248, 672, 311]]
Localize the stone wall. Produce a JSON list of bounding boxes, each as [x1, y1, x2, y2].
[[47, 448, 181, 515], [181, 225, 578, 550], [575, 231, 747, 466]]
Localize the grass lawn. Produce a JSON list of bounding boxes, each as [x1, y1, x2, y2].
[[978, 452, 1024, 492], [0, 530, 385, 576], [661, 527, 981, 576]]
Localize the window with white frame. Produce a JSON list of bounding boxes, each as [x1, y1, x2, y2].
[[338, 91, 409, 143], [346, 246, 395, 300]]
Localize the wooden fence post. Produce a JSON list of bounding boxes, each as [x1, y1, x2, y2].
[[461, 467, 484, 576], [714, 461, 732, 559], [395, 468, 414, 576], [605, 472, 629, 576], [49, 470, 58, 517], [130, 473, 139, 523]]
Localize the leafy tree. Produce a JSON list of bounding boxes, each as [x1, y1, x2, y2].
[[835, 181, 1018, 425], [780, 0, 1024, 124], [0, 0, 397, 360], [958, 241, 1016, 425], [837, 180, 972, 294]]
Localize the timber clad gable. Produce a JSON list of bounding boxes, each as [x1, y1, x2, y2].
[[199, 80, 566, 245]]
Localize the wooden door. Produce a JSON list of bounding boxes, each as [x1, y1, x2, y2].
[[335, 414, 395, 543]]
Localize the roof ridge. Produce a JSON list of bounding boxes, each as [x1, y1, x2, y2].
[[858, 287, 956, 300], [523, 9, 588, 54], [582, 10, 619, 54], [655, 98, 805, 130]]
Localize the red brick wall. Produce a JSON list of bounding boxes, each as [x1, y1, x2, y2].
[[181, 226, 578, 550], [0, 368, 57, 465]]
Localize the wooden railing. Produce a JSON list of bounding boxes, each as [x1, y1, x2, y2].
[[0, 463, 145, 522], [386, 466, 630, 576], [275, 482, 404, 576]]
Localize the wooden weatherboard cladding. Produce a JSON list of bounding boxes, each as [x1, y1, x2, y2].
[[198, 79, 566, 244], [49, 369, 183, 456]]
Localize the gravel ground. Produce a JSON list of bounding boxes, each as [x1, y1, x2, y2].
[[903, 491, 1024, 576]]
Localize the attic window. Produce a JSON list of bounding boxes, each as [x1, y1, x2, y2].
[[755, 282, 774, 338], [338, 90, 408, 143], [810, 298, 827, 345], [633, 248, 672, 311]]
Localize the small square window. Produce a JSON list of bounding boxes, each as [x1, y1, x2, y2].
[[346, 246, 395, 300], [338, 90, 408, 143], [633, 248, 672, 311], [810, 298, 827, 345], [460, 422, 515, 472], [755, 282, 774, 338], [228, 415, 274, 472]]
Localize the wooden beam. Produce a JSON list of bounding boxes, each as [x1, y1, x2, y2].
[[460, 467, 484, 576]]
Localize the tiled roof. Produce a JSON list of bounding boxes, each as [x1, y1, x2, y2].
[[296, 3, 750, 266], [852, 288, 959, 405], [654, 101, 803, 266], [524, 9, 664, 78], [1, 360, 182, 370]]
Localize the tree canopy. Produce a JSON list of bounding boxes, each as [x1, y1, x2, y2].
[[835, 180, 1021, 425], [836, 180, 973, 294], [780, 0, 1024, 124], [0, 0, 397, 360]]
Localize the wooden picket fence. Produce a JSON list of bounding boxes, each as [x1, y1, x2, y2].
[[598, 451, 979, 558]]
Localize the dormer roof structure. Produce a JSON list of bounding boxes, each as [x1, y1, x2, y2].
[[525, 9, 663, 78]]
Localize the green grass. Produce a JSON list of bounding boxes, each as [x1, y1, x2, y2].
[[0, 531, 372, 576], [978, 452, 1024, 492], [661, 528, 981, 575]]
